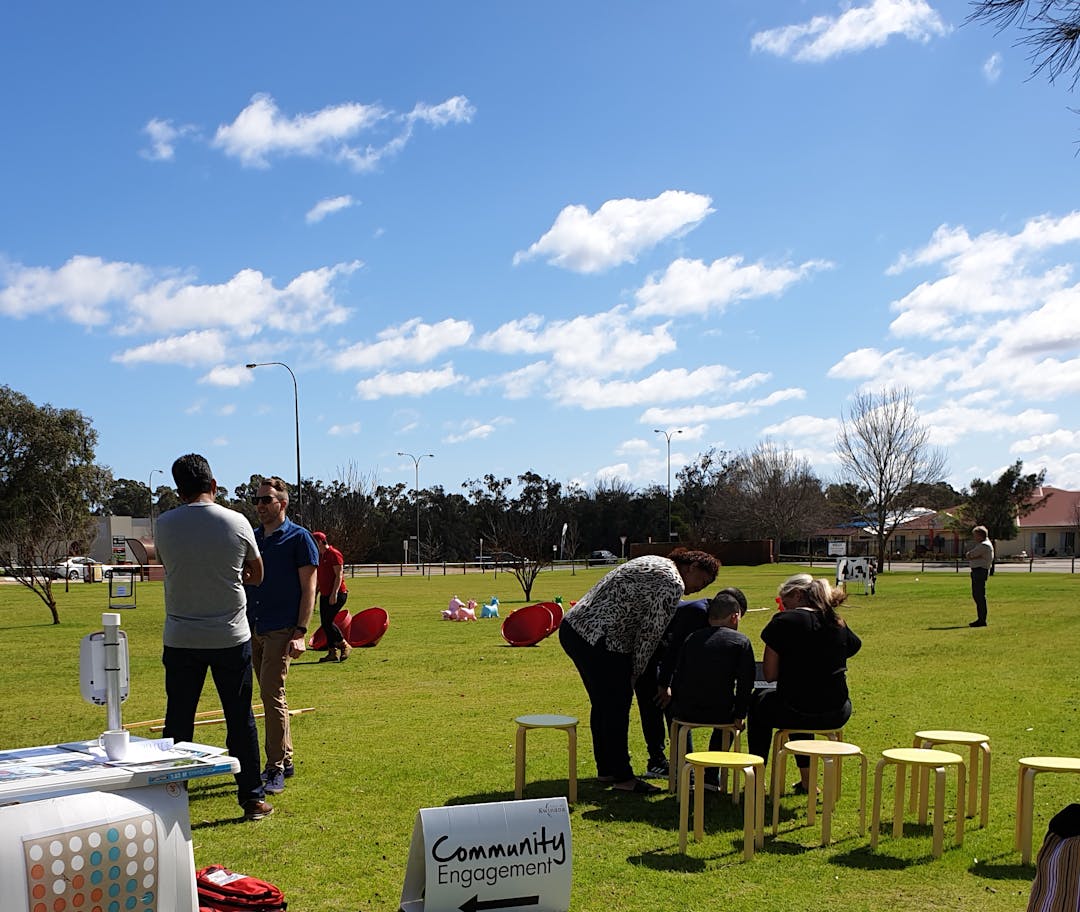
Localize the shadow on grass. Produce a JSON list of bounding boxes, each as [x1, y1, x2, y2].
[[970, 856, 1034, 881], [926, 624, 974, 630]]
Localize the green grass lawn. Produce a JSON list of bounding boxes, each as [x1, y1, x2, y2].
[[2, 566, 1078, 911]]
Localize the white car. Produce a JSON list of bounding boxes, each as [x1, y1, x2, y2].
[[51, 556, 100, 581]]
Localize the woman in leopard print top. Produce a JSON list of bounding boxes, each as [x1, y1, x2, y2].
[[559, 549, 718, 793]]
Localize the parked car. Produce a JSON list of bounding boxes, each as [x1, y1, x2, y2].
[[51, 556, 100, 581], [588, 550, 619, 565]]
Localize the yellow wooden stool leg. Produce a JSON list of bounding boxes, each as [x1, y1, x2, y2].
[[1015, 764, 1025, 852], [742, 765, 756, 860], [772, 745, 788, 835], [679, 762, 692, 853], [1020, 768, 1037, 865], [979, 744, 991, 828], [909, 736, 923, 811], [754, 764, 765, 850], [857, 754, 867, 837], [693, 763, 706, 842], [955, 761, 966, 847], [932, 766, 945, 858], [514, 725, 527, 799], [871, 758, 887, 849], [892, 763, 907, 838], [819, 756, 833, 846], [872, 758, 887, 848], [567, 725, 577, 804], [806, 754, 819, 826]]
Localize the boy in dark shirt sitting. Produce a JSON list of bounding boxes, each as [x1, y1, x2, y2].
[[668, 591, 756, 787]]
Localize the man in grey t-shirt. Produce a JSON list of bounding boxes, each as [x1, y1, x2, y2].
[[155, 453, 272, 820]]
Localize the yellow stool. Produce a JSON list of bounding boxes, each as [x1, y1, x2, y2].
[[1015, 756, 1080, 864], [770, 728, 844, 802], [773, 739, 866, 845], [514, 714, 577, 804], [667, 719, 743, 795], [871, 748, 965, 858], [678, 750, 765, 860], [911, 730, 990, 827]]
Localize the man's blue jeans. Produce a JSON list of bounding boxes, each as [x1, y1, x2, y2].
[[162, 641, 265, 806]]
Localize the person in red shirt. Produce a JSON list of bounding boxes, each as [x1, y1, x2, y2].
[[313, 531, 351, 662]]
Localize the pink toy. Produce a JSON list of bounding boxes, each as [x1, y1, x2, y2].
[[442, 596, 477, 621]]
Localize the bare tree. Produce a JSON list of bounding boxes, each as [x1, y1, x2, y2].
[[969, 1, 1080, 89], [725, 442, 828, 547], [835, 387, 948, 569]]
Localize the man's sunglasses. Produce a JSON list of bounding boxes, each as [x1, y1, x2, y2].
[[250, 495, 280, 505]]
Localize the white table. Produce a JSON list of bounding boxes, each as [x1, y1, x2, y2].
[[0, 738, 240, 912]]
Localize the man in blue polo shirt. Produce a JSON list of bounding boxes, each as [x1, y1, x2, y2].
[[245, 475, 318, 795]]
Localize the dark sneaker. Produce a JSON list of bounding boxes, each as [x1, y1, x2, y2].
[[242, 799, 274, 821], [644, 758, 669, 779], [262, 767, 286, 795], [969, 619, 987, 627], [283, 761, 295, 779]]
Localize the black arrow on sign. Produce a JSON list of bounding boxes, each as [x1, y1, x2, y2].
[[459, 894, 540, 912]]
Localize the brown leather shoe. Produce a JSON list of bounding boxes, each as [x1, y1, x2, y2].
[[242, 799, 274, 821], [318, 647, 339, 663], [338, 641, 353, 662]]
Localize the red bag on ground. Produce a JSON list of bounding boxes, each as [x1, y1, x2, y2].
[[196, 864, 287, 911]]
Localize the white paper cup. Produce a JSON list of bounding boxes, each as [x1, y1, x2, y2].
[[99, 728, 130, 761]]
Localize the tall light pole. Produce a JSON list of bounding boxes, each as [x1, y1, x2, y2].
[[654, 428, 683, 542], [147, 468, 163, 543], [246, 361, 302, 522], [397, 451, 433, 569]]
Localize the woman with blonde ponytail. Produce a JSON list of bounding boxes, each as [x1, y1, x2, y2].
[[747, 573, 862, 793]]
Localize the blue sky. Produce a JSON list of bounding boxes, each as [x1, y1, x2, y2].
[[3, 1, 1080, 501]]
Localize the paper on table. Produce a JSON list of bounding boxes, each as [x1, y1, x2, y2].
[[91, 739, 191, 764]]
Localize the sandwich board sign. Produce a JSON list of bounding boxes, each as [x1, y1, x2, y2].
[[400, 798, 571, 912]]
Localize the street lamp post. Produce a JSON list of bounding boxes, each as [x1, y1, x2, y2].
[[148, 468, 163, 543], [397, 451, 434, 569], [653, 428, 683, 542], [246, 362, 302, 522]]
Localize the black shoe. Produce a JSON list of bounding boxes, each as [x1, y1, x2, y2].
[[791, 782, 809, 795], [969, 619, 987, 627], [644, 758, 669, 779], [242, 799, 274, 821]]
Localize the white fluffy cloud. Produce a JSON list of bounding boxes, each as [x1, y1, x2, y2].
[[513, 191, 713, 273], [0, 255, 148, 325], [921, 404, 1058, 446], [200, 365, 254, 387], [140, 118, 196, 161], [478, 310, 676, 376], [751, 0, 950, 63], [0, 255, 359, 338], [641, 388, 806, 426], [443, 416, 512, 444], [555, 365, 739, 410], [211, 93, 474, 171], [760, 414, 841, 443], [333, 318, 473, 371], [633, 256, 831, 318], [983, 52, 1003, 84], [113, 330, 228, 367], [354, 364, 462, 399], [306, 195, 356, 224], [328, 422, 362, 436]]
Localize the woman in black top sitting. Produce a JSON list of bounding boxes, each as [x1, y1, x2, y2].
[[747, 573, 861, 793]]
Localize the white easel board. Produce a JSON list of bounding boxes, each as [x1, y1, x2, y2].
[[400, 798, 571, 912]]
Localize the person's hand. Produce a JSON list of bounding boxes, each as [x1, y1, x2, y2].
[[654, 686, 671, 709], [329, 594, 337, 606], [288, 634, 306, 659]]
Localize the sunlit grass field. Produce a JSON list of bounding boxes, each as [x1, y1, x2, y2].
[[2, 564, 1078, 911]]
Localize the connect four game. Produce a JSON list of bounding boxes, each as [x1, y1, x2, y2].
[[23, 812, 159, 912]]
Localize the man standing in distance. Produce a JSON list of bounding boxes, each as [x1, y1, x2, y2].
[[155, 454, 272, 821], [966, 525, 994, 628], [313, 530, 352, 663], [246, 475, 318, 795]]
